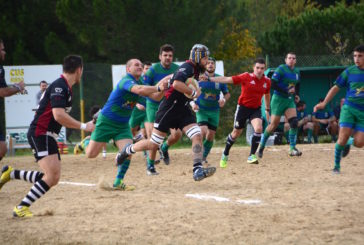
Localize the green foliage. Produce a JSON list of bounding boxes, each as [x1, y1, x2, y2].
[[0, 0, 71, 65], [214, 18, 261, 61], [259, 3, 364, 56], [55, 0, 222, 63]]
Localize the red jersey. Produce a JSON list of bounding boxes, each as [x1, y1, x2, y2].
[[232, 72, 271, 108]]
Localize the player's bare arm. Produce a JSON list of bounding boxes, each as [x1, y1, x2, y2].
[[52, 108, 94, 132], [173, 79, 200, 98], [0, 80, 26, 97], [314, 85, 340, 111]]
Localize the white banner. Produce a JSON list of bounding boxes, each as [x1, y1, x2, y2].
[[112, 61, 224, 88], [4, 65, 67, 145]]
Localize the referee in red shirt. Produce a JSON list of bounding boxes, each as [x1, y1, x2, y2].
[[201, 58, 271, 166]]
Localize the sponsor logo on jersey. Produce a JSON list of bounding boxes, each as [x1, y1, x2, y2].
[[55, 87, 63, 93], [355, 87, 364, 95], [250, 80, 255, 85], [263, 83, 267, 88]]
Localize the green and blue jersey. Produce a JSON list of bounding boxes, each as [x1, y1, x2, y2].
[[143, 63, 179, 104], [296, 109, 308, 121], [334, 65, 364, 111], [272, 64, 300, 97], [196, 74, 228, 111], [101, 73, 142, 123], [313, 107, 333, 120]]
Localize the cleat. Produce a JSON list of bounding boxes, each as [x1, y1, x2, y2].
[[160, 148, 170, 165], [332, 167, 340, 174], [193, 167, 216, 181], [219, 154, 228, 168], [113, 182, 135, 191], [0, 165, 13, 190], [116, 143, 131, 166], [112, 179, 135, 191], [247, 154, 259, 164], [342, 144, 351, 158], [289, 147, 302, 157], [13, 206, 33, 218], [73, 143, 84, 154], [146, 166, 159, 176], [258, 147, 264, 158]]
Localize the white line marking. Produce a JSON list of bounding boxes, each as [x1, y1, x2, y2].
[[236, 199, 262, 205], [59, 181, 96, 187], [186, 193, 262, 205], [185, 194, 230, 202]]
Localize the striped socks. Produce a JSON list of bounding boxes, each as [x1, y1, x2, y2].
[[116, 159, 131, 181], [289, 128, 297, 150], [334, 143, 345, 170], [11, 170, 44, 183], [19, 179, 50, 207]]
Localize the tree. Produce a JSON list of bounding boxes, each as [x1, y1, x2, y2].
[[55, 0, 222, 63], [259, 2, 364, 56], [0, 0, 72, 65]]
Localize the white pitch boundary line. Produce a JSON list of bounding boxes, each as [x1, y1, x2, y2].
[[186, 193, 262, 205], [59, 181, 96, 187]]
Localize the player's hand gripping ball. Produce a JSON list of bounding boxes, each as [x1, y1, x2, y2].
[[184, 77, 199, 99]]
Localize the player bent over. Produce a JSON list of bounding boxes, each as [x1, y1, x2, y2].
[[84, 59, 168, 189], [0, 55, 95, 217]]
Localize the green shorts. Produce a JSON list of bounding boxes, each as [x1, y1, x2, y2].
[[129, 107, 146, 129], [196, 109, 220, 130], [91, 113, 132, 142], [146, 101, 160, 123], [339, 104, 364, 132], [270, 94, 296, 116]]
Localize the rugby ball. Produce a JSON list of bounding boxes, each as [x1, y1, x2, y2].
[[184, 77, 199, 99]]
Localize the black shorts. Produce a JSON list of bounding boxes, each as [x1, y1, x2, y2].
[[27, 134, 60, 162], [233, 104, 262, 129], [0, 123, 5, 141], [154, 102, 196, 133]]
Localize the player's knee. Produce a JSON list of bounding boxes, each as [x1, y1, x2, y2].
[[288, 117, 298, 129], [253, 125, 263, 133], [46, 172, 60, 187], [150, 132, 164, 149], [186, 125, 201, 140], [85, 148, 98, 158], [307, 122, 313, 129], [206, 130, 215, 141]]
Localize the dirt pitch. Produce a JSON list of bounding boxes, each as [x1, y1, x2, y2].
[[0, 144, 363, 245]]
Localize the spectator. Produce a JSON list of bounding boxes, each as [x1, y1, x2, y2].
[[36, 80, 48, 105], [312, 98, 338, 143]]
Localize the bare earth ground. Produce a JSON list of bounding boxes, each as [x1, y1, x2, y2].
[[0, 144, 363, 245]]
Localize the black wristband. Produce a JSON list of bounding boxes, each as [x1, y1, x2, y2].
[[157, 85, 161, 92], [265, 108, 270, 112]]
